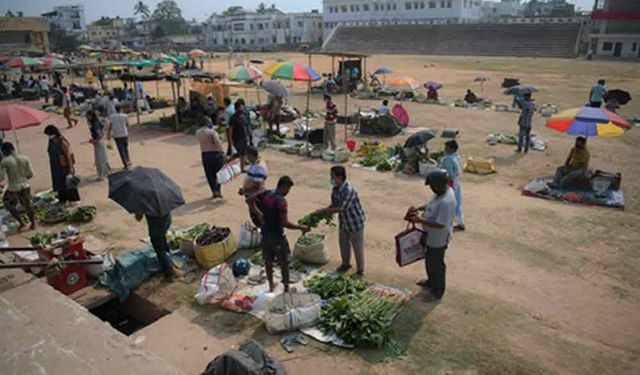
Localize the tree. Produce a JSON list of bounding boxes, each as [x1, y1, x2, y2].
[[134, 1, 150, 19], [5, 10, 14, 17], [49, 23, 80, 52], [16, 11, 23, 17], [221, 6, 242, 16], [256, 3, 267, 14], [153, 0, 183, 20], [151, 0, 188, 37]]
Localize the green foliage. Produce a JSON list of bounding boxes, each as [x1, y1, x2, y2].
[[298, 211, 335, 229], [133, 1, 151, 19], [152, 0, 189, 37], [304, 273, 370, 300], [221, 6, 243, 16]]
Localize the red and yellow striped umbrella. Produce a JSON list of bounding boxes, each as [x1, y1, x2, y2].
[[546, 107, 631, 137], [264, 61, 320, 82]]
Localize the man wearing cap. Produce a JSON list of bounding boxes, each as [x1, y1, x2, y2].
[[406, 169, 456, 302], [247, 176, 309, 292]]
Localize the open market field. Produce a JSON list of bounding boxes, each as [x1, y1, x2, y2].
[[6, 53, 640, 375]]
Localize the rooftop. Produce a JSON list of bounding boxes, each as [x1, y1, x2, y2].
[[0, 17, 49, 32]]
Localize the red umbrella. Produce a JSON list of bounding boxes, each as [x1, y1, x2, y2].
[[0, 104, 49, 151], [4, 56, 43, 69]]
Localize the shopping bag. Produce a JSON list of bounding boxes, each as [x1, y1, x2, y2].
[[216, 161, 241, 185], [395, 224, 426, 267]]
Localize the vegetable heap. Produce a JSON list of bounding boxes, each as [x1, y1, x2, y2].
[[298, 211, 335, 229], [267, 134, 286, 144], [182, 223, 210, 241], [360, 149, 391, 168], [304, 273, 370, 300], [195, 226, 231, 246], [320, 289, 402, 347], [296, 233, 324, 247], [68, 206, 97, 223], [42, 206, 69, 224], [30, 232, 51, 247]]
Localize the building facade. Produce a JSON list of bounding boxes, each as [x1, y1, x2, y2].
[[86, 17, 129, 43], [0, 17, 50, 53], [41, 5, 85, 37], [523, 0, 575, 17], [323, 0, 483, 39], [481, 0, 524, 20], [203, 8, 323, 51], [590, 0, 640, 58]]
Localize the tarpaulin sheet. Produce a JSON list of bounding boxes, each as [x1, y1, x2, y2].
[[99, 247, 160, 301]]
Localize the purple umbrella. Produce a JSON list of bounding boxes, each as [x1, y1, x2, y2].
[[425, 81, 442, 90]]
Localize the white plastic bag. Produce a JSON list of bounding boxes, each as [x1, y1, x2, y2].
[[238, 222, 261, 249], [293, 235, 329, 265], [264, 293, 322, 333], [216, 162, 241, 185], [194, 264, 237, 305]]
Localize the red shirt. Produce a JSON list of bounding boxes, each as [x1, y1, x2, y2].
[[325, 100, 338, 123]]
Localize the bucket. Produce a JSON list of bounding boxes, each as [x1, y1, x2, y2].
[[419, 159, 438, 177], [346, 139, 356, 152]]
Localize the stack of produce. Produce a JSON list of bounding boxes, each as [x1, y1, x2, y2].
[[67, 206, 97, 223], [296, 233, 324, 247], [196, 226, 231, 246], [181, 223, 210, 241], [303, 274, 369, 300], [298, 212, 335, 229], [360, 148, 391, 170]]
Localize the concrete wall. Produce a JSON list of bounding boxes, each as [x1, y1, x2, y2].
[[597, 37, 640, 58]]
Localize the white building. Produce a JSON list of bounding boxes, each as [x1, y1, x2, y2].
[[322, 0, 483, 39], [590, 0, 640, 58], [481, 0, 524, 20], [41, 5, 85, 36], [203, 8, 323, 51]]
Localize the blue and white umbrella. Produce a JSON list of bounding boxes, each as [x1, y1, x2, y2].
[[374, 67, 393, 75]]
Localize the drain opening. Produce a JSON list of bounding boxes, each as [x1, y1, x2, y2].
[[90, 293, 169, 335]]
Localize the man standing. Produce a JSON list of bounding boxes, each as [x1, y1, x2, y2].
[[406, 169, 456, 302], [135, 80, 151, 113], [227, 100, 250, 172], [315, 166, 366, 276], [248, 176, 309, 292], [135, 213, 175, 282], [107, 104, 132, 169], [223, 97, 235, 126], [63, 88, 79, 128], [0, 142, 36, 230], [552, 137, 589, 188], [106, 95, 119, 117], [323, 94, 337, 150], [589, 79, 607, 108], [39, 75, 50, 104], [517, 93, 536, 154], [440, 140, 464, 231]]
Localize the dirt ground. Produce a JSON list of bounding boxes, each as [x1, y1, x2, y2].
[[6, 53, 640, 375]]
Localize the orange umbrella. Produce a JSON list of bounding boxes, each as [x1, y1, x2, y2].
[[0, 104, 49, 151], [386, 76, 420, 91]]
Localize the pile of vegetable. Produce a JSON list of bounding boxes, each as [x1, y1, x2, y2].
[[30, 232, 52, 247], [304, 273, 369, 300], [298, 211, 335, 229], [195, 226, 231, 246], [267, 134, 286, 144], [296, 233, 324, 247], [67, 206, 97, 223], [360, 149, 391, 168], [166, 230, 180, 250], [319, 289, 402, 347], [181, 223, 210, 241], [42, 206, 69, 225]]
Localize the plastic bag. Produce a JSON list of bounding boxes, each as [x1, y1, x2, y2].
[[264, 293, 322, 333], [221, 294, 256, 313], [395, 224, 426, 267], [293, 235, 329, 265], [195, 264, 237, 305], [238, 222, 261, 249], [216, 162, 241, 185]]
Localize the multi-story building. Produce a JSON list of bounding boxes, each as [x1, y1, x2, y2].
[[0, 17, 50, 53], [86, 17, 129, 43], [41, 5, 85, 37], [203, 8, 323, 51], [481, 0, 524, 20], [590, 0, 640, 58], [322, 0, 483, 39], [523, 0, 575, 17]]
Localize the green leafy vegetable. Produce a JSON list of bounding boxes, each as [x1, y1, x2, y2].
[[304, 273, 370, 300], [360, 149, 391, 167], [298, 212, 335, 229], [296, 233, 324, 246]]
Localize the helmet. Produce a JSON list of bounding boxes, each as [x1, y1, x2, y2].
[[232, 258, 251, 277], [425, 169, 450, 187]]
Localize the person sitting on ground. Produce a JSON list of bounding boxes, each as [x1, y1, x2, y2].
[[552, 137, 590, 189], [177, 97, 189, 120], [464, 89, 480, 104], [378, 99, 391, 116], [605, 98, 620, 113], [427, 87, 439, 101]]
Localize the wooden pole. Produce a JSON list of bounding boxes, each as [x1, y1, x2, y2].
[[171, 81, 179, 132], [363, 57, 367, 85], [306, 54, 312, 155], [134, 81, 140, 126], [342, 56, 347, 142], [331, 56, 335, 76], [155, 79, 160, 99]]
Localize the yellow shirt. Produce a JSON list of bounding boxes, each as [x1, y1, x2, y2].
[[86, 70, 94, 83], [569, 147, 589, 169]]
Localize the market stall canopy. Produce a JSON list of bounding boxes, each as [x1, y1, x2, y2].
[[424, 81, 442, 90], [227, 65, 263, 82], [108, 167, 185, 217], [119, 72, 167, 82], [260, 80, 290, 99], [0, 104, 49, 131], [386, 76, 420, 91], [546, 107, 631, 137], [188, 49, 206, 58], [404, 129, 437, 148], [4, 56, 43, 69], [374, 67, 393, 75], [181, 70, 224, 80], [39, 57, 66, 68], [265, 61, 320, 82]]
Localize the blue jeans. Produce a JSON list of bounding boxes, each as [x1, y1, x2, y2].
[[518, 127, 531, 152]]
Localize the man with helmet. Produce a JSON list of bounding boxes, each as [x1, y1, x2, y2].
[[405, 169, 456, 302]]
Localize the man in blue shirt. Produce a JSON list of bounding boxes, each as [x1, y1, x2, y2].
[[589, 79, 607, 108], [517, 93, 536, 154], [378, 99, 390, 116], [248, 176, 309, 292], [223, 97, 235, 126]]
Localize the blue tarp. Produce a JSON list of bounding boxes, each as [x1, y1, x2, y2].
[[99, 248, 161, 301]]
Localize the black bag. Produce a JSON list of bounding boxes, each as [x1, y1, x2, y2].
[[592, 170, 621, 190], [202, 340, 286, 375]]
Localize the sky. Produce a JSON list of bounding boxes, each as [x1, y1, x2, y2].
[[0, 0, 595, 23]]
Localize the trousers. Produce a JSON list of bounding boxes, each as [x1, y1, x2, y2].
[[425, 245, 447, 298], [114, 137, 130, 168], [201, 151, 224, 195], [517, 127, 531, 152], [150, 236, 174, 278], [323, 122, 336, 150], [93, 140, 110, 178], [339, 227, 365, 273]]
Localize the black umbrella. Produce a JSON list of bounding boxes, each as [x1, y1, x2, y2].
[[404, 130, 437, 148], [108, 167, 185, 217], [605, 89, 631, 105]]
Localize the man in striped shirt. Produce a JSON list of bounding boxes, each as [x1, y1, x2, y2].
[[315, 166, 366, 276], [323, 94, 338, 150]]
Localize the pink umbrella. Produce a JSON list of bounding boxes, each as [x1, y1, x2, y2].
[[0, 104, 49, 151], [392, 104, 410, 127]]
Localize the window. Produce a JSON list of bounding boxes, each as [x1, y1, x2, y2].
[[429, 1, 436, 8], [233, 23, 244, 31], [406, 2, 412, 9], [364, 4, 369, 11], [250, 24, 253, 30], [387, 3, 392, 10], [602, 42, 613, 51], [298, 21, 303, 27], [632, 42, 637, 51], [420, 2, 425, 9], [464, 0, 467, 7], [414, 2, 419, 9], [393, 3, 397, 9], [441, 0, 445, 7], [272, 37, 276, 43], [447, 0, 452, 8], [241, 38, 245, 44], [250, 39, 254, 44], [350, 5, 355, 11], [341, 5, 347, 12]]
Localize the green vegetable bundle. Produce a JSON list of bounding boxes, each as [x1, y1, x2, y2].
[[360, 149, 390, 167], [319, 289, 402, 347], [68, 206, 97, 223], [181, 223, 210, 241], [268, 134, 285, 144], [298, 212, 335, 229], [296, 233, 324, 246], [30, 232, 52, 247], [304, 273, 369, 300]]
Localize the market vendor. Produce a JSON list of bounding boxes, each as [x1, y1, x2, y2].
[[427, 87, 439, 101], [247, 176, 309, 292], [314, 166, 367, 276], [551, 137, 589, 189], [464, 89, 480, 104], [403, 130, 435, 160], [378, 99, 390, 116], [239, 146, 269, 226]]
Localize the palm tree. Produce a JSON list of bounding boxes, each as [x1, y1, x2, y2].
[[134, 1, 150, 19], [153, 0, 183, 20]]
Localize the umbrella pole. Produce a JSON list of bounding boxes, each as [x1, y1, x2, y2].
[[306, 81, 311, 155], [155, 80, 160, 100], [171, 81, 179, 132], [13, 129, 20, 153], [134, 83, 140, 126], [256, 84, 261, 105]]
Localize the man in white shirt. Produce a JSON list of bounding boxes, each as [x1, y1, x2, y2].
[[39, 75, 50, 104], [107, 104, 131, 169], [134, 80, 151, 113], [106, 95, 119, 117], [378, 99, 390, 116], [0, 142, 36, 230], [406, 169, 456, 302]]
